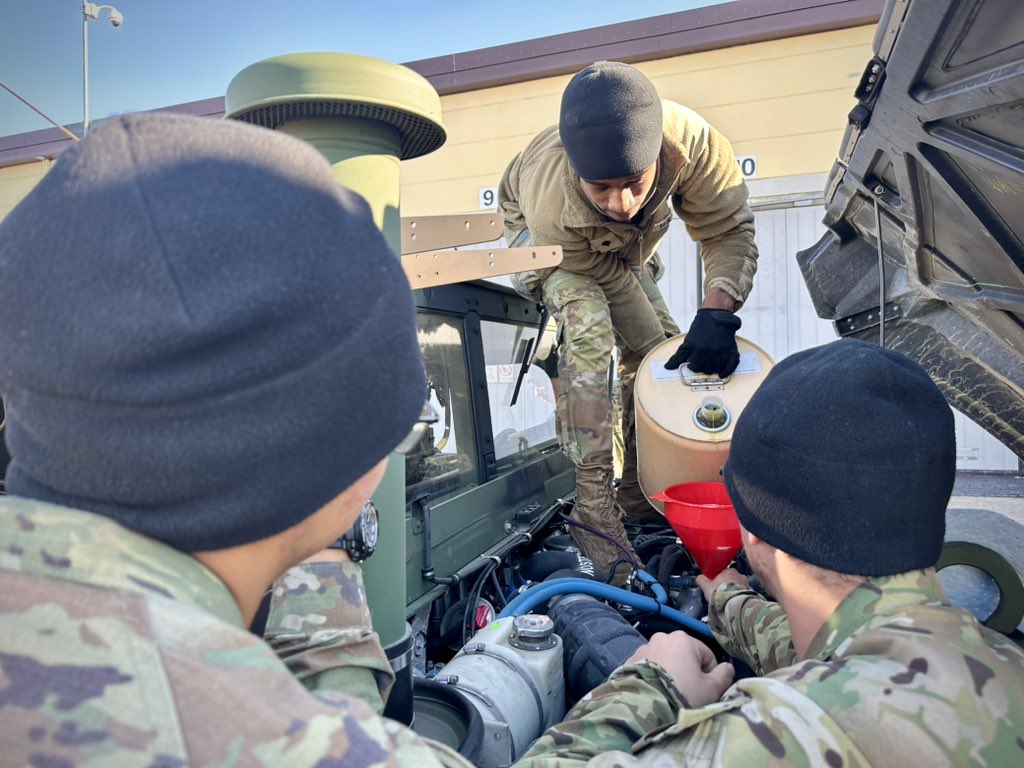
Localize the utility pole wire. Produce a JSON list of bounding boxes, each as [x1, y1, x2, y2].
[[0, 81, 81, 142]]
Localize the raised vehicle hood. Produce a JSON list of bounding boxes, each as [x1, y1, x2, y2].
[[798, 0, 1024, 459]]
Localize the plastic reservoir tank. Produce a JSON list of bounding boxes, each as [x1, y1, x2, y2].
[[436, 614, 565, 767], [635, 334, 774, 512]]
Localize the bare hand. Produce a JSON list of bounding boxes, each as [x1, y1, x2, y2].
[[626, 631, 735, 707], [696, 568, 749, 603], [700, 287, 737, 311]]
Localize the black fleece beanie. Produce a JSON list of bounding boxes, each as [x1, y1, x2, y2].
[[723, 339, 955, 576], [559, 61, 663, 180], [0, 113, 425, 552]]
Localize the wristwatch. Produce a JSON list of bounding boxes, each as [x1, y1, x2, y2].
[[328, 500, 379, 562]]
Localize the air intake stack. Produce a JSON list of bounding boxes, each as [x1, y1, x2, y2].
[[225, 52, 446, 254], [225, 53, 447, 721]]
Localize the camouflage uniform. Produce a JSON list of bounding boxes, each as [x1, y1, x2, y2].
[[514, 570, 1024, 766], [0, 496, 472, 768], [512, 260, 679, 572], [499, 102, 758, 574]]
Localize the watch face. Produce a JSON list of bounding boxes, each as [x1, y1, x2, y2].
[[359, 501, 379, 551], [332, 500, 379, 561]]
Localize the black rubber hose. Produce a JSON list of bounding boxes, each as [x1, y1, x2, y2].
[[658, 549, 687, 586]]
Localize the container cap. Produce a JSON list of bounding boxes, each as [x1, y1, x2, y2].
[[512, 614, 555, 639]]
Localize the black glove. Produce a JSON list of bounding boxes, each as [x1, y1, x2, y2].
[[665, 309, 742, 376]]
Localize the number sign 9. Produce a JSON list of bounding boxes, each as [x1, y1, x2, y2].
[[479, 187, 498, 209]]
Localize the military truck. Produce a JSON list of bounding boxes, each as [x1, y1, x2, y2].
[[234, 2, 1024, 756], [798, 0, 1024, 642], [1, 0, 1021, 763]]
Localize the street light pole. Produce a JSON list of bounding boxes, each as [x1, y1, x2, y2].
[[82, 7, 90, 133], [81, 2, 124, 135]]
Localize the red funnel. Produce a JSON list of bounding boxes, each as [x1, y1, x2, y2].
[[651, 482, 741, 578]]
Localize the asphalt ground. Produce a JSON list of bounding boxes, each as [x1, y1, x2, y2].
[[950, 471, 1024, 520], [944, 471, 1024, 633]]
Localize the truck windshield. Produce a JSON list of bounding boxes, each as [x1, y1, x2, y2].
[[480, 319, 558, 467], [407, 312, 479, 502]]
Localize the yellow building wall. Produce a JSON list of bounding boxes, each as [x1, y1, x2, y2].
[[401, 25, 876, 215], [0, 160, 52, 222], [0, 25, 875, 223]]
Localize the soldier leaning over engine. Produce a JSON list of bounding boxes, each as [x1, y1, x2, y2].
[[0, 113, 473, 767], [498, 61, 758, 581], [515, 339, 1024, 767]]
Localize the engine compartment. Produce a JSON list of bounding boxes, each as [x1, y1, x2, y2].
[[367, 278, 753, 764], [404, 492, 747, 765]]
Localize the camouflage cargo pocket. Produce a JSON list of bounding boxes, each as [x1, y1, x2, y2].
[[510, 270, 544, 303], [555, 388, 582, 465]]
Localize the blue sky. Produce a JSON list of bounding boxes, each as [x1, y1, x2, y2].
[[0, 0, 731, 138]]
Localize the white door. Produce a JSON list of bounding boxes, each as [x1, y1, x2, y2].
[[655, 204, 1019, 473]]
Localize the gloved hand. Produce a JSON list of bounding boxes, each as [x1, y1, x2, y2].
[[665, 308, 742, 376]]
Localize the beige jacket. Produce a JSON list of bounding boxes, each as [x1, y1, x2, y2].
[[498, 100, 758, 352]]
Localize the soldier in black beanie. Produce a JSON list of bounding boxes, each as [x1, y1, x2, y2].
[[521, 338, 1024, 766], [0, 113, 474, 766], [497, 61, 758, 574], [722, 337, 955, 577]]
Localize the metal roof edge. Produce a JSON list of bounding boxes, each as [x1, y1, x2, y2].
[[0, 97, 226, 169], [406, 0, 884, 94]]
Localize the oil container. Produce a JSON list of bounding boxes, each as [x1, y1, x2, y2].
[[436, 614, 565, 767], [635, 334, 774, 513]]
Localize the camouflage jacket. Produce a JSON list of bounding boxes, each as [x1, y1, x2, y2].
[[515, 570, 1024, 767], [498, 100, 757, 353], [0, 496, 471, 768]]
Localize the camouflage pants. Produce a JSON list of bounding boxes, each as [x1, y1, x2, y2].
[[511, 259, 679, 575]]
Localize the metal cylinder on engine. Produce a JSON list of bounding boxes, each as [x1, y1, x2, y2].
[[223, 52, 446, 673], [548, 593, 646, 707], [437, 614, 565, 767], [635, 334, 774, 513]]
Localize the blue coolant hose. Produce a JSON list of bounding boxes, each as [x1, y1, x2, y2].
[[497, 576, 713, 639]]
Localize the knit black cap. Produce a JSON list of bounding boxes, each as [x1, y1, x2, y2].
[[0, 113, 426, 552], [723, 339, 955, 576], [559, 61, 663, 180]]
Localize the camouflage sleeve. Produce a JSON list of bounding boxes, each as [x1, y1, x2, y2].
[[512, 661, 688, 766], [708, 583, 797, 674], [621, 676, 873, 766], [498, 152, 527, 243], [264, 559, 395, 714], [668, 106, 758, 309]]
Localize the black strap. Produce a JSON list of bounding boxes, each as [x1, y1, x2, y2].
[[510, 305, 549, 406]]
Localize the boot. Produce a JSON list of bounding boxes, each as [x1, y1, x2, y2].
[[617, 370, 668, 527], [570, 466, 642, 585], [617, 466, 666, 527]]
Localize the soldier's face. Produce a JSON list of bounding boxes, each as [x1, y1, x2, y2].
[[741, 527, 778, 600], [579, 161, 658, 223], [296, 458, 389, 562]]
